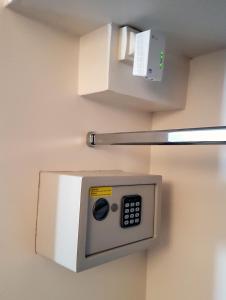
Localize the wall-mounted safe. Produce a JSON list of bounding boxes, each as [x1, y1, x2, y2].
[[36, 171, 162, 272]]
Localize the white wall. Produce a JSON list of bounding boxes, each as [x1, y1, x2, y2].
[[0, 4, 153, 300], [147, 50, 226, 300]]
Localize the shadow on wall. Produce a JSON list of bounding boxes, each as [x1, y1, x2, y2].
[[147, 50, 226, 300], [149, 182, 172, 255], [214, 53, 226, 300]]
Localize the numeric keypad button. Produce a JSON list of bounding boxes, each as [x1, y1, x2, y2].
[[121, 195, 142, 228]]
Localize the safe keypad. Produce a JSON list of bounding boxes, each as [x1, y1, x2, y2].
[[121, 195, 142, 228]]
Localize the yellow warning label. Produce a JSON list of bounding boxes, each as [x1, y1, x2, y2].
[[90, 186, 112, 198]]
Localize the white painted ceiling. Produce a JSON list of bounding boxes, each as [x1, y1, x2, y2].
[[8, 0, 226, 57]]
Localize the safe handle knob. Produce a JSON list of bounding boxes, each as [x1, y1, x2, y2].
[[93, 198, 110, 221]]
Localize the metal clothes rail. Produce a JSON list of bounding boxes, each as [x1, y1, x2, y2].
[[87, 126, 226, 147]]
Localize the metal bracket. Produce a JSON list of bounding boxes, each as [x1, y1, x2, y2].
[[87, 132, 96, 147]]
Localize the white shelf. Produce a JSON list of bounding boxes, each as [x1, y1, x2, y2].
[[78, 24, 189, 112], [6, 1, 190, 112]]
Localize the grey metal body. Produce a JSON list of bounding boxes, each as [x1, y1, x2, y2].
[[87, 126, 226, 147], [86, 184, 155, 256]]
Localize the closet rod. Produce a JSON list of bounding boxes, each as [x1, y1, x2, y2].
[[87, 126, 226, 147]]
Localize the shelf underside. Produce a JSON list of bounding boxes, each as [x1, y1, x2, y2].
[[6, 0, 226, 57]]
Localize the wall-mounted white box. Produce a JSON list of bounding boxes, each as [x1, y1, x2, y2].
[[78, 24, 189, 112], [36, 171, 162, 272]]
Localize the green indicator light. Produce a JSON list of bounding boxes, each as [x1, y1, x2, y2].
[[160, 51, 165, 70]]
